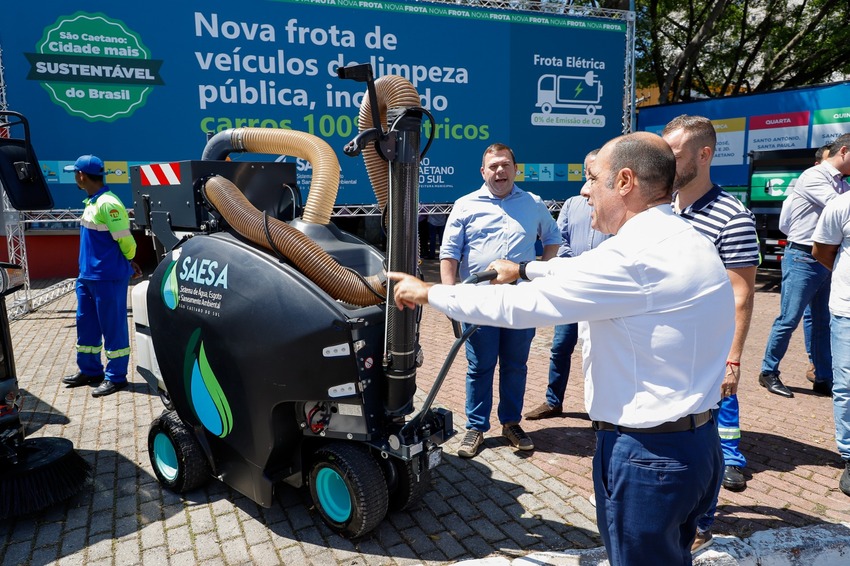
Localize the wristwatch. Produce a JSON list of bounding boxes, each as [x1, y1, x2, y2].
[[518, 261, 530, 281]]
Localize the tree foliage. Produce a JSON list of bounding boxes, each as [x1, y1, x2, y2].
[[439, 0, 849, 103], [636, 0, 850, 103]]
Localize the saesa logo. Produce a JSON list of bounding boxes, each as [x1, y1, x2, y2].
[[160, 255, 229, 310], [184, 328, 233, 438]]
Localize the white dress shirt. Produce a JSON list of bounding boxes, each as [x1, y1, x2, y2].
[[813, 191, 850, 318], [428, 205, 734, 428]]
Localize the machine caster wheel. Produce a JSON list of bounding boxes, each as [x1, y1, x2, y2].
[[309, 442, 388, 538], [382, 457, 432, 511], [148, 410, 210, 493], [158, 388, 174, 411]]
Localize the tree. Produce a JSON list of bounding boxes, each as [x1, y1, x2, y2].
[[636, 0, 850, 104]]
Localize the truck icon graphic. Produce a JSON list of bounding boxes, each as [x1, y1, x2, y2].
[[537, 71, 603, 115]]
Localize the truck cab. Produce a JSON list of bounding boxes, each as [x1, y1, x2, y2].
[[748, 148, 816, 268]]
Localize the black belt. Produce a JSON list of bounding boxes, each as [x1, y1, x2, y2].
[[592, 411, 712, 434], [787, 242, 813, 254]]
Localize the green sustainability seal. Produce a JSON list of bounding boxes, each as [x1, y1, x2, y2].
[[25, 12, 164, 122]]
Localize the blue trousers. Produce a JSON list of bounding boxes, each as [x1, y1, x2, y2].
[[803, 304, 813, 362], [593, 419, 722, 566], [462, 324, 535, 432], [546, 323, 579, 407], [832, 314, 850, 461], [76, 278, 130, 383], [761, 245, 832, 385], [697, 398, 745, 531]]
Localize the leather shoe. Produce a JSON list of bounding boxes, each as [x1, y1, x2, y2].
[[524, 402, 564, 420], [62, 371, 104, 387], [758, 372, 793, 398], [91, 380, 128, 397], [812, 380, 833, 397], [806, 363, 816, 383], [721, 465, 746, 491], [840, 461, 850, 497]]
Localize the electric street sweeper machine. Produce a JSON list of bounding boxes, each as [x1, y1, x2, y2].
[[132, 66, 459, 537]]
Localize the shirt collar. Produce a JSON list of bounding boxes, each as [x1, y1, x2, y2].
[[672, 184, 722, 214], [688, 184, 723, 212], [82, 186, 109, 205], [476, 183, 520, 200], [820, 160, 842, 179]]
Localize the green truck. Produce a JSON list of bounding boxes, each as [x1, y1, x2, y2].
[[747, 148, 817, 268]]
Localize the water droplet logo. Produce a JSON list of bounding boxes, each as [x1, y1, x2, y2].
[[183, 329, 233, 438], [161, 260, 179, 310]]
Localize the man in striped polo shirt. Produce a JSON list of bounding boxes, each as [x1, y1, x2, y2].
[[663, 115, 760, 552]]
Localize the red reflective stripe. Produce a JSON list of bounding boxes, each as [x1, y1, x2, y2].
[[140, 163, 181, 186]]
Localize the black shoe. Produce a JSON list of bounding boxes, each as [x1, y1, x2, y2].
[[524, 402, 564, 420], [758, 372, 793, 398], [721, 465, 746, 491], [62, 371, 104, 387], [91, 380, 128, 397], [812, 381, 833, 397], [840, 462, 850, 497]]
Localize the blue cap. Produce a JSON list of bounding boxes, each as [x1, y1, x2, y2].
[[63, 155, 105, 175]]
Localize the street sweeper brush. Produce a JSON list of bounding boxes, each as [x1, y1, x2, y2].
[[0, 112, 91, 518]]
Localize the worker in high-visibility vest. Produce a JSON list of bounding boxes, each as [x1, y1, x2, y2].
[[61, 155, 141, 397]]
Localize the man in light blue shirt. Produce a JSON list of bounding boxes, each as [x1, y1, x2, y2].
[[527, 149, 611, 420], [440, 143, 560, 458], [760, 133, 850, 398]]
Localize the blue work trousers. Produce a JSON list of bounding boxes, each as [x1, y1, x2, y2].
[[462, 324, 535, 432], [76, 278, 130, 383], [546, 323, 579, 407], [593, 419, 722, 566], [761, 246, 832, 385]]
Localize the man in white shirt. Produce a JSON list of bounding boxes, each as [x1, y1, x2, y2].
[[778, 145, 830, 384], [759, 134, 850, 398], [389, 132, 734, 565], [813, 189, 850, 498]]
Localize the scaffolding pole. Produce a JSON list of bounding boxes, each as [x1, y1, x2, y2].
[[0, 44, 76, 319]]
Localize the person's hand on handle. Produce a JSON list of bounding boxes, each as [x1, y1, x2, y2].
[[485, 259, 521, 284], [387, 272, 432, 310]]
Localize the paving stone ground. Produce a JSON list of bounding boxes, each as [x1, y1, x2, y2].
[[1, 263, 848, 565]]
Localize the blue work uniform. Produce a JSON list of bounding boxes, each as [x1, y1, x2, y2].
[[76, 187, 136, 383]]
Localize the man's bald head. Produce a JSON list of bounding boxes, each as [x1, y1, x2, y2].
[[601, 132, 676, 203]]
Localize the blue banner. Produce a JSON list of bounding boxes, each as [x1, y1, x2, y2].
[[637, 82, 850, 190], [2, 0, 628, 209]]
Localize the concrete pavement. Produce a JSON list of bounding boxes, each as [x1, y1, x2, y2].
[[1, 264, 849, 565]]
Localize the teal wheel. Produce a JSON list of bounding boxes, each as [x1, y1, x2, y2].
[[147, 410, 210, 493], [309, 442, 388, 538]]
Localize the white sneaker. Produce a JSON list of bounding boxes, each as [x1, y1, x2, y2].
[[457, 430, 483, 458]]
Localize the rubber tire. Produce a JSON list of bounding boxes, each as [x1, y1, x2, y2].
[[308, 443, 388, 538], [148, 410, 210, 493], [385, 457, 432, 512]]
